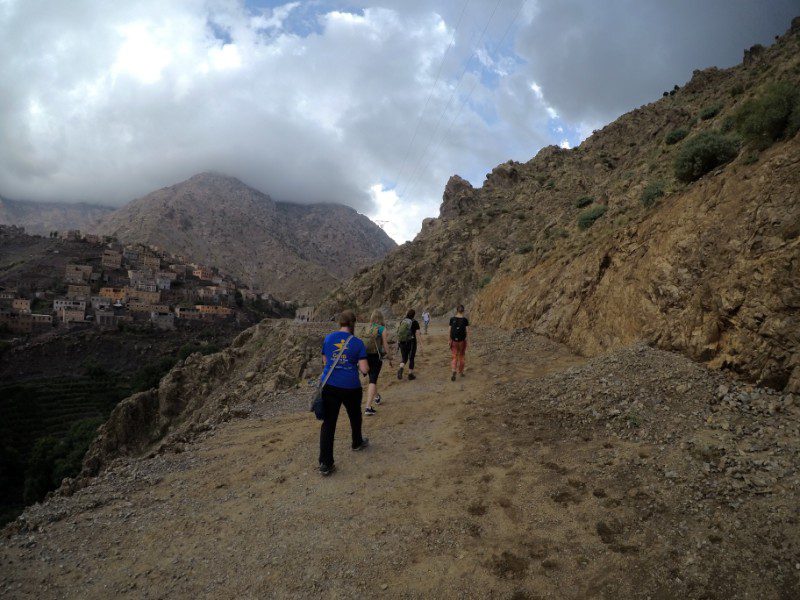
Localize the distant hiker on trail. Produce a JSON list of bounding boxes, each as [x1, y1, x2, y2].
[[397, 309, 422, 381], [362, 309, 392, 416], [422, 310, 431, 334], [449, 305, 469, 382], [318, 309, 370, 476]]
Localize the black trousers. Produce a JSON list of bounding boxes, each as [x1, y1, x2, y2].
[[319, 384, 363, 467], [399, 339, 417, 370]]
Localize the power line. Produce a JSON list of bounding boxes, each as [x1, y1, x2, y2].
[[392, 0, 471, 189], [404, 0, 528, 201], [398, 0, 504, 199]]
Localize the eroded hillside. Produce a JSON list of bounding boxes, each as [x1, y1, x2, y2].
[[319, 20, 800, 391]]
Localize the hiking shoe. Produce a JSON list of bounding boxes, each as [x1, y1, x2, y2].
[[374, 394, 382, 405], [408, 373, 416, 381], [460, 372, 465, 378], [365, 407, 377, 416], [451, 372, 456, 382], [353, 438, 370, 451], [319, 463, 336, 476], [397, 367, 404, 380]]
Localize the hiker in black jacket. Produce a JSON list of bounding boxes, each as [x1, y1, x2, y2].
[[396, 309, 422, 380]]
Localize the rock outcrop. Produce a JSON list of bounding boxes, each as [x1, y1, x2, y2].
[[76, 320, 327, 482], [317, 22, 800, 391]]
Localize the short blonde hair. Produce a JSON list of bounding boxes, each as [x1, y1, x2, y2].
[[370, 309, 385, 326]]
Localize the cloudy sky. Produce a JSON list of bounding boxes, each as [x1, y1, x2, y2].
[[0, 0, 797, 242]]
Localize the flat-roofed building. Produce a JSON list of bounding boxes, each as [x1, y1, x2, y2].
[[67, 285, 91, 301], [99, 287, 127, 302], [128, 302, 169, 313], [54, 299, 86, 312], [64, 264, 92, 284], [195, 304, 233, 317], [193, 267, 214, 281], [175, 306, 202, 320], [91, 296, 112, 310], [58, 307, 85, 323], [101, 249, 123, 269], [11, 298, 31, 313], [125, 287, 160, 304]]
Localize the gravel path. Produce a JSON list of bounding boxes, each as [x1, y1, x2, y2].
[[2, 324, 798, 599]]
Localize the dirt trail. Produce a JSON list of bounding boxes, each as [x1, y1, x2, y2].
[[3, 324, 798, 598]]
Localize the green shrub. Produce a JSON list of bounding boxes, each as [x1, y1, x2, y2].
[[730, 84, 745, 97], [577, 205, 607, 230], [22, 417, 103, 504], [673, 132, 739, 182], [699, 104, 722, 120], [544, 180, 555, 190], [641, 181, 665, 207], [664, 128, 689, 145], [574, 196, 593, 208], [742, 152, 759, 165], [517, 243, 533, 254], [477, 275, 492, 288], [733, 81, 800, 149]]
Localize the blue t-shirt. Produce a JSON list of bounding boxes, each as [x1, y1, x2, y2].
[[321, 331, 367, 389]]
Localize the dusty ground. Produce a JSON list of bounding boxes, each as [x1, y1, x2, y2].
[[2, 323, 799, 599]]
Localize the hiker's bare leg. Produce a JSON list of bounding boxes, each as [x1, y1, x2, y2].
[[366, 382, 377, 408]]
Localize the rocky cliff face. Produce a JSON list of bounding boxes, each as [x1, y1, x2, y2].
[[318, 21, 800, 391], [93, 173, 396, 303]]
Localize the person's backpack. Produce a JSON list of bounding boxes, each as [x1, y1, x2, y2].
[[361, 323, 383, 356], [450, 317, 467, 342], [397, 318, 413, 343]]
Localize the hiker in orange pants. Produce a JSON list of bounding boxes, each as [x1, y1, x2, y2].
[[448, 305, 469, 381]]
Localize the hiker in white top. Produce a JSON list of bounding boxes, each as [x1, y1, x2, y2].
[[422, 310, 431, 334]]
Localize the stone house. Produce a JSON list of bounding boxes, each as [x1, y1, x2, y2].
[[195, 305, 233, 318], [175, 306, 202, 320], [128, 302, 169, 313], [67, 285, 91, 301], [58, 307, 85, 324], [91, 296, 112, 310], [83, 234, 101, 244], [101, 249, 123, 269], [11, 298, 31, 313], [123, 248, 139, 263], [193, 267, 214, 281], [64, 264, 92, 284], [125, 288, 160, 304], [140, 254, 161, 270], [54, 299, 86, 312], [99, 287, 127, 302], [295, 306, 314, 321]]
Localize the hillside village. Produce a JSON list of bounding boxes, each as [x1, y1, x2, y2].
[[0, 224, 298, 337]]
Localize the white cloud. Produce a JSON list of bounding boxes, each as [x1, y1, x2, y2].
[[0, 0, 794, 243]]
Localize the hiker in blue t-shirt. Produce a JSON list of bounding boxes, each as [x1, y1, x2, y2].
[[318, 309, 369, 476]]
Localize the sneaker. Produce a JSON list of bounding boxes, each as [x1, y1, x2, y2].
[[451, 372, 456, 382], [374, 394, 382, 405], [365, 407, 377, 416], [353, 437, 370, 451], [319, 463, 336, 476], [397, 367, 404, 380], [408, 373, 416, 381]]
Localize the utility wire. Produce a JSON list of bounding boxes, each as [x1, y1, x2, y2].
[[392, 0, 471, 189], [398, 0, 504, 199], [404, 0, 528, 201]]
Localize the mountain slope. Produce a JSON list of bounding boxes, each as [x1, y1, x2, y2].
[[0, 197, 113, 234], [318, 19, 800, 391], [93, 173, 396, 302]]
